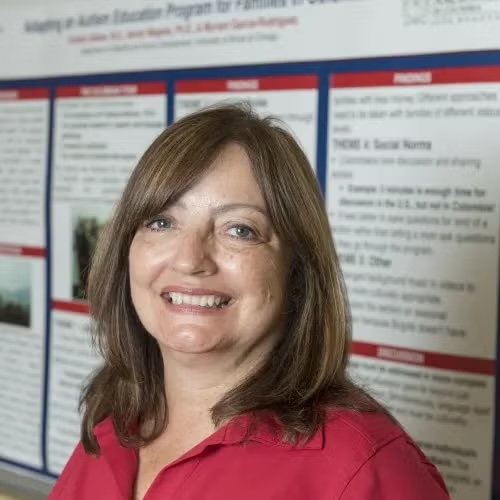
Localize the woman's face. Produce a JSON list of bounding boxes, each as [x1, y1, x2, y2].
[[129, 143, 289, 364]]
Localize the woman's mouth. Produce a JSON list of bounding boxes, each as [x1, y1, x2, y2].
[[161, 292, 232, 309]]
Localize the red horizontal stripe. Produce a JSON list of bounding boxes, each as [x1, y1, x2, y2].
[[351, 341, 496, 376], [22, 247, 45, 257], [57, 82, 166, 98], [0, 88, 49, 100], [52, 300, 90, 315], [176, 75, 318, 94], [332, 66, 500, 88], [0, 244, 45, 258]]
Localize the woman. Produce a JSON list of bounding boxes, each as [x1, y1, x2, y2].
[[50, 105, 449, 499]]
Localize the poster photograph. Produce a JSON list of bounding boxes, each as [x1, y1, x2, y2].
[[0, 257, 31, 329]]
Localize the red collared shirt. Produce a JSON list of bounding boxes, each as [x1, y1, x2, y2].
[[49, 410, 450, 499]]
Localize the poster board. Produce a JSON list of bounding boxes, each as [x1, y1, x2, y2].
[[0, 1, 498, 498]]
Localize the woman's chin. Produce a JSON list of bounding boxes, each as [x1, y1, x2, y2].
[[157, 330, 222, 355]]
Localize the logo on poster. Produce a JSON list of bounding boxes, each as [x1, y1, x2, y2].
[[403, 0, 500, 25], [402, 0, 431, 25]]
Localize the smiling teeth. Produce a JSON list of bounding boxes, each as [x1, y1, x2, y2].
[[167, 293, 227, 308]]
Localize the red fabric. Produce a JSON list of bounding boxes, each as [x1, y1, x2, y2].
[[49, 410, 450, 499]]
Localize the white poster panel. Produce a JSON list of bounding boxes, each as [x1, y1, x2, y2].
[[351, 354, 495, 499], [47, 82, 167, 473], [0, 89, 49, 247], [0, 89, 49, 468], [327, 67, 500, 500], [175, 75, 318, 169], [46, 308, 99, 474], [1, 0, 500, 78]]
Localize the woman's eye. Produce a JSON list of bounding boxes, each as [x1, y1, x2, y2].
[[228, 225, 257, 239], [146, 218, 172, 232]]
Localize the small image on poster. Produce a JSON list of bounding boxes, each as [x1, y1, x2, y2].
[[72, 208, 108, 301], [0, 257, 31, 329]]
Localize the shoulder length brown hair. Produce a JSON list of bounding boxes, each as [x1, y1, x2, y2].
[[81, 104, 379, 454]]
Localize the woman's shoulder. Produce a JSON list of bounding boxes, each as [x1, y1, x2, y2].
[[320, 410, 449, 499], [48, 417, 136, 500], [321, 409, 407, 472], [323, 409, 404, 450]]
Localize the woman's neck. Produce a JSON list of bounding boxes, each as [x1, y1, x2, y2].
[[160, 347, 265, 430]]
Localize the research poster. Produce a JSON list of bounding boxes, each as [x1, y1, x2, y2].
[[0, 89, 49, 469], [175, 76, 318, 167], [327, 67, 499, 499], [0, 1, 498, 499]]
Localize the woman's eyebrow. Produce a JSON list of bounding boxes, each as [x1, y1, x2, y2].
[[174, 201, 268, 217], [212, 203, 268, 217]]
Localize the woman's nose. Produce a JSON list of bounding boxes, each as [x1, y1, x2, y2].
[[170, 231, 217, 276]]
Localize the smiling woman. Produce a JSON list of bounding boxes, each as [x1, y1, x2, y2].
[[49, 105, 450, 500], [128, 142, 289, 360]]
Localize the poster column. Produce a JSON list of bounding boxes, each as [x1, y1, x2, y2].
[[327, 67, 499, 499], [175, 75, 319, 169], [0, 89, 49, 468], [47, 82, 167, 474]]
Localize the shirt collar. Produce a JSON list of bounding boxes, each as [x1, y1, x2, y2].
[[94, 412, 324, 498], [96, 411, 324, 458], [222, 413, 324, 450]]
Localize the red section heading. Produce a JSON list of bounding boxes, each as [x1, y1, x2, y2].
[[52, 300, 90, 315], [351, 341, 496, 376], [0, 244, 45, 258], [176, 75, 318, 94], [332, 66, 500, 88], [0, 89, 49, 100], [56, 82, 166, 98]]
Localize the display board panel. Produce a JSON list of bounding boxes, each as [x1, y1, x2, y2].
[[327, 67, 500, 499], [175, 75, 318, 167]]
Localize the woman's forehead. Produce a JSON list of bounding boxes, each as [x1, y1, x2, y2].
[[160, 144, 265, 209]]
